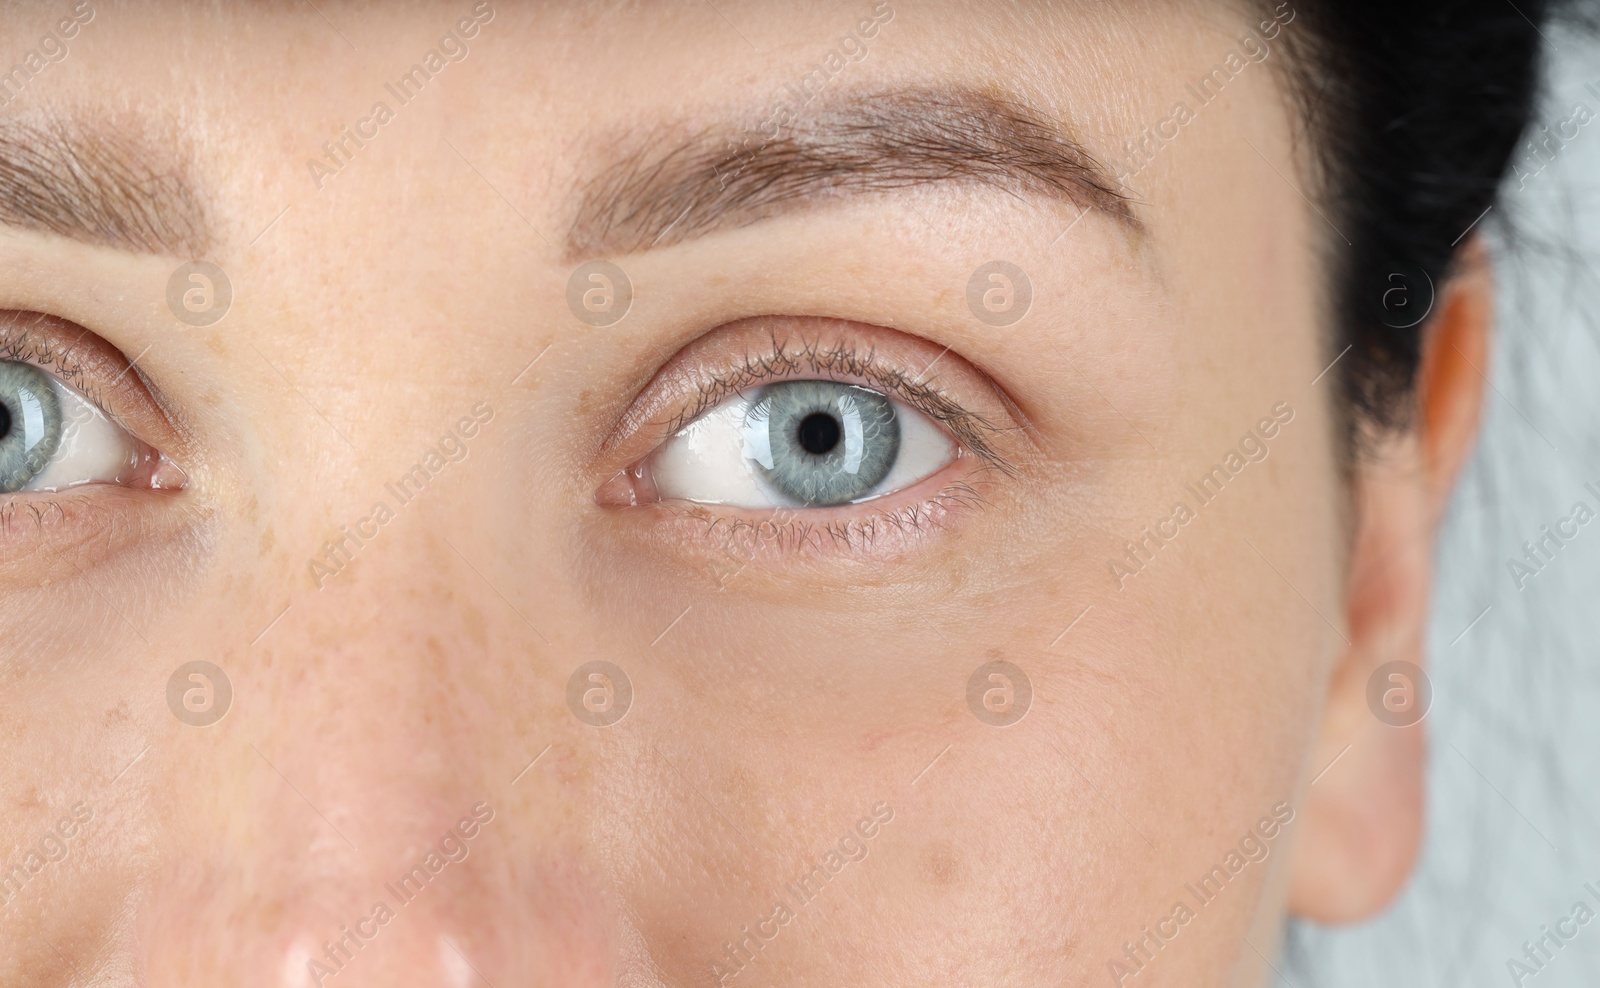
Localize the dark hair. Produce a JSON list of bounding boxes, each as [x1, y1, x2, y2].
[[1269, 0, 1577, 447]]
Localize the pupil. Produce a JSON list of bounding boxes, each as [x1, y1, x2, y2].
[[796, 412, 841, 455], [0, 402, 9, 442]]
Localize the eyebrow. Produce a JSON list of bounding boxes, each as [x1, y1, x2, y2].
[[568, 88, 1137, 259], [0, 117, 211, 257]]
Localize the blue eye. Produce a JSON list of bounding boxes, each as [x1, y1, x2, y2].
[[747, 381, 901, 506], [648, 379, 956, 508], [0, 361, 63, 492], [0, 359, 167, 494]]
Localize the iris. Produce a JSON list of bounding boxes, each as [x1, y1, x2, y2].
[[749, 381, 899, 506], [0, 361, 62, 493]]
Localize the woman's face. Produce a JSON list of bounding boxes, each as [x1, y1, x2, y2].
[[0, 2, 1470, 985]]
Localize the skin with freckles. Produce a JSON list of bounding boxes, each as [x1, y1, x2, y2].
[[0, 2, 1492, 986]]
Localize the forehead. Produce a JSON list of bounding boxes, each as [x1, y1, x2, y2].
[[8, 1, 1279, 226]]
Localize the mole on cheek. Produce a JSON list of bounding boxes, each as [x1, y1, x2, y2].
[[919, 841, 962, 888]]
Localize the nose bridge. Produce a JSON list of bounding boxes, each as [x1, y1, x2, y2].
[[258, 504, 565, 835], [144, 522, 609, 986], [262, 525, 507, 812]]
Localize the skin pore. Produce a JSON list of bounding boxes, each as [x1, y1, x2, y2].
[[0, 2, 1490, 986]]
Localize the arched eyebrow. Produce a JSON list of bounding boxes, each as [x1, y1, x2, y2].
[[567, 87, 1138, 259], [0, 117, 211, 257]]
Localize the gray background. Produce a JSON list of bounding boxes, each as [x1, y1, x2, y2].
[[1288, 24, 1600, 988]]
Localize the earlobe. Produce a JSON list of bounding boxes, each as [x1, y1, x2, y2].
[[1287, 238, 1494, 922]]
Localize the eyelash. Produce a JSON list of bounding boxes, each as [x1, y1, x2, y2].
[[0, 321, 119, 424], [670, 478, 991, 556], [0, 489, 120, 541]]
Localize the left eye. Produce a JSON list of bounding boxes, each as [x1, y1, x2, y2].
[[0, 359, 171, 494], [648, 380, 957, 508]]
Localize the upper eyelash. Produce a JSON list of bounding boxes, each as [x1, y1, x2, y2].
[[663, 330, 1015, 471], [0, 320, 105, 407]]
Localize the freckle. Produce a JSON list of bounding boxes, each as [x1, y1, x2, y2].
[[461, 603, 488, 650], [576, 390, 593, 413], [258, 897, 285, 928], [102, 698, 130, 725], [201, 389, 222, 407], [205, 334, 227, 356], [259, 527, 275, 554], [719, 764, 764, 816], [423, 635, 451, 690], [920, 841, 962, 887]]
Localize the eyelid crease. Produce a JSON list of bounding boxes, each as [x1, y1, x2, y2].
[[662, 330, 1017, 475]]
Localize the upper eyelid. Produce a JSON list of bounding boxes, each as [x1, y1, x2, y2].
[[0, 315, 181, 450]]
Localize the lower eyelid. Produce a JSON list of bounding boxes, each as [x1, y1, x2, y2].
[[0, 493, 217, 635], [655, 477, 992, 563], [0, 486, 201, 585]]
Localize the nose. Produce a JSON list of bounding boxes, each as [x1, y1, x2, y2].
[[137, 522, 629, 987]]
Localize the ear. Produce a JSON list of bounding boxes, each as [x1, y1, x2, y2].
[[1288, 238, 1494, 922]]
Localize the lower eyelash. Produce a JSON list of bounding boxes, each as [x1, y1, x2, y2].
[[811, 481, 988, 551], [668, 479, 990, 561], [0, 488, 162, 552], [0, 494, 79, 536]]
